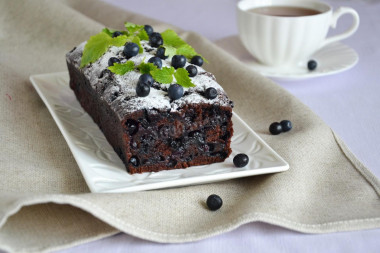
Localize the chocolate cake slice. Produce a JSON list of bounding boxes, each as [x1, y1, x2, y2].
[[66, 26, 233, 174]]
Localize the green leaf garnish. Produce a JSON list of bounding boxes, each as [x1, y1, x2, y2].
[[138, 61, 158, 74], [174, 68, 196, 88], [161, 29, 208, 63], [102, 28, 115, 37], [124, 22, 148, 41], [124, 22, 144, 34], [108, 61, 135, 75], [151, 67, 175, 84], [162, 45, 177, 58], [80, 32, 128, 68], [138, 29, 149, 41], [176, 44, 198, 60], [161, 29, 186, 48]]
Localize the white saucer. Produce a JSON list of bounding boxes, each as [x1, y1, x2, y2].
[[244, 42, 359, 81]]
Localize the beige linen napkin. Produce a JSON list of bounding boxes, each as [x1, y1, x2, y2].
[[1, 0, 379, 252]]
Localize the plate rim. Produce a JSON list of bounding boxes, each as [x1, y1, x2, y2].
[[30, 72, 289, 193]]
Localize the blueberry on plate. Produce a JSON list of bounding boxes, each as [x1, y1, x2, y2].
[[186, 65, 198, 77], [204, 87, 218, 99], [233, 153, 249, 168], [124, 42, 139, 59], [156, 47, 168, 59], [269, 122, 282, 135], [148, 56, 162, 69], [307, 60, 317, 71], [149, 32, 163, 47], [206, 194, 223, 211], [108, 57, 120, 66], [112, 31, 123, 38], [191, 55, 204, 67], [144, 25, 153, 36], [136, 81, 150, 97], [168, 84, 184, 100], [171, 55, 186, 69], [138, 73, 154, 86], [280, 120, 292, 132]]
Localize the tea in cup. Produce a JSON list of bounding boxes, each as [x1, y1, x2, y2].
[[236, 0, 359, 67]]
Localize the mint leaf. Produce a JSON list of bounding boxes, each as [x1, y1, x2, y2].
[[108, 61, 135, 75], [125, 22, 144, 34], [138, 29, 149, 41], [102, 28, 115, 37], [124, 22, 149, 41], [111, 34, 128, 47], [161, 29, 208, 63], [176, 44, 197, 59], [174, 68, 196, 88], [161, 29, 186, 48], [163, 45, 177, 58], [80, 32, 110, 68], [80, 31, 128, 68], [151, 67, 175, 84], [103, 28, 127, 37], [138, 61, 158, 74]]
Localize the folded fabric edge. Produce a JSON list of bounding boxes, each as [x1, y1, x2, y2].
[[0, 229, 119, 253], [332, 130, 380, 195], [1, 193, 380, 252]]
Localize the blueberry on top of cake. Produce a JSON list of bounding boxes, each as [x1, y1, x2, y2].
[[66, 22, 234, 174]]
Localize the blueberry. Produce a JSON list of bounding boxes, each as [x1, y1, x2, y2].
[[112, 31, 123, 38], [108, 57, 120, 66], [204, 87, 217, 99], [156, 47, 168, 59], [191, 55, 204, 67], [269, 122, 282, 135], [206, 194, 223, 211], [139, 73, 154, 86], [126, 119, 138, 135], [148, 56, 162, 68], [280, 120, 292, 132], [144, 25, 153, 36], [149, 32, 163, 47], [307, 60, 317, 71], [129, 156, 139, 167], [168, 84, 184, 100], [124, 42, 139, 59], [136, 82, 150, 97], [233, 153, 249, 168], [171, 55, 186, 69], [186, 65, 198, 77]]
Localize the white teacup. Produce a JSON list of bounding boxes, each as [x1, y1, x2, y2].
[[236, 0, 359, 67]]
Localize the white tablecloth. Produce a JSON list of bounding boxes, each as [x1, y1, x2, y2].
[[59, 0, 380, 252]]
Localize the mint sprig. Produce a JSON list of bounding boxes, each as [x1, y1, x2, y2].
[[151, 67, 175, 84], [161, 29, 208, 63], [124, 22, 149, 41], [138, 62, 158, 74], [108, 61, 135, 75], [174, 68, 196, 88], [80, 32, 128, 68]]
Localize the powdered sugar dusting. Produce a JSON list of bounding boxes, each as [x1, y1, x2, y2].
[[66, 39, 232, 120]]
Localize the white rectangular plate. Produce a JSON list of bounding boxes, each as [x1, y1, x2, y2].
[[30, 72, 289, 193]]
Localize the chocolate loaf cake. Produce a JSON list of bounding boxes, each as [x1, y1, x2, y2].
[[66, 24, 233, 174]]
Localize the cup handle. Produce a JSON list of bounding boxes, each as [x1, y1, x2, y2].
[[321, 7, 360, 48]]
